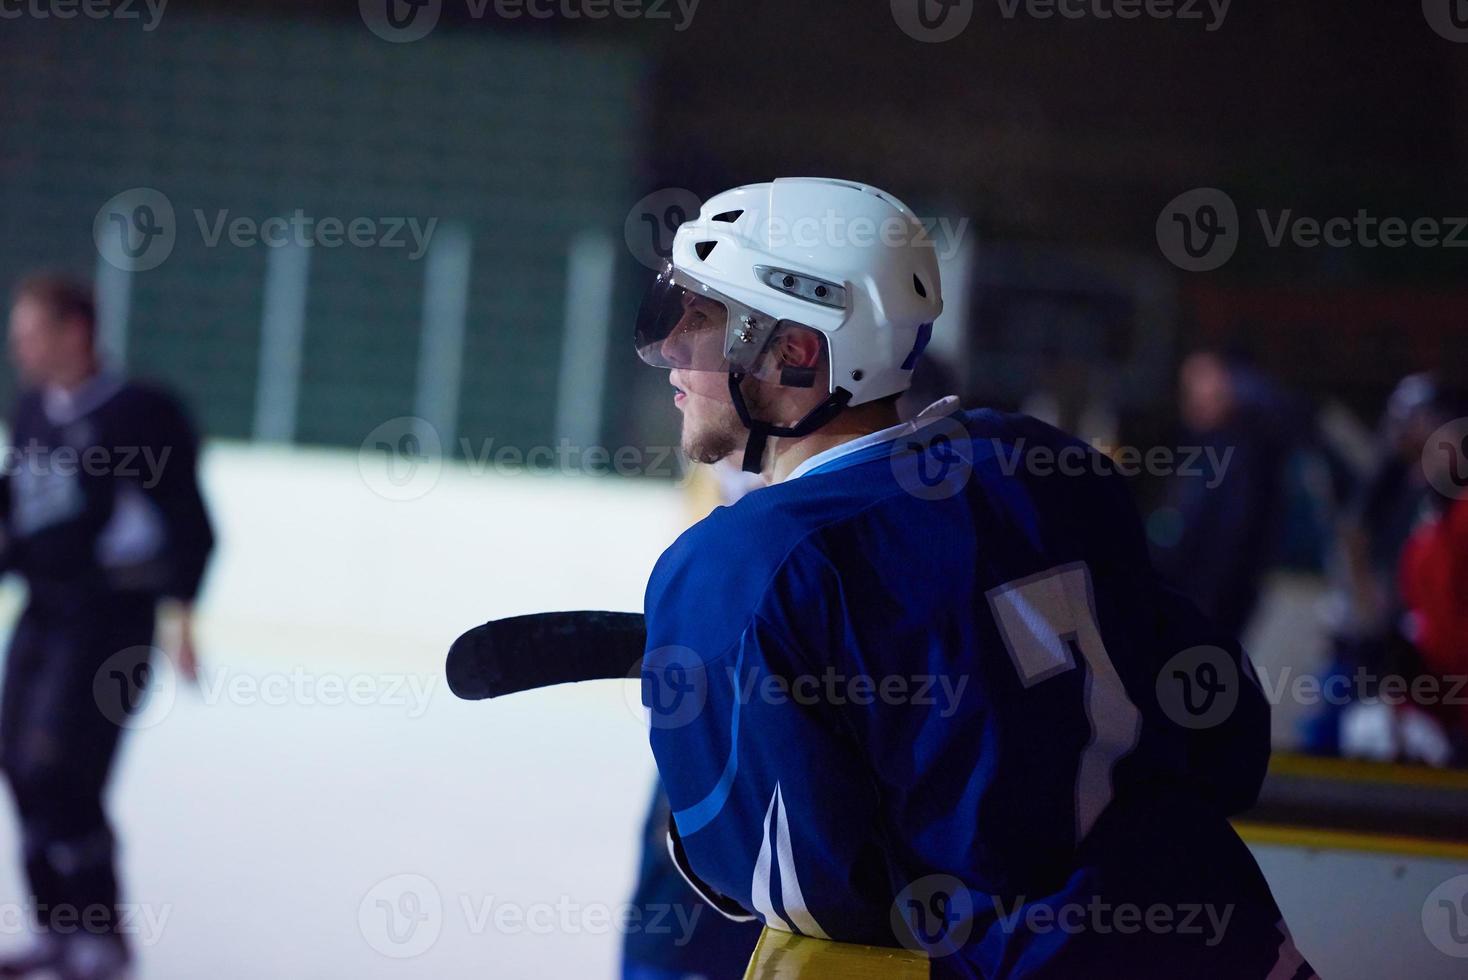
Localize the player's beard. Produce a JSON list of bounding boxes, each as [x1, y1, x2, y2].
[[681, 397, 745, 465], [681, 376, 769, 466]]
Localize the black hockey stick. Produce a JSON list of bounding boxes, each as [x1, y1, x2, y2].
[[445, 610, 647, 701]]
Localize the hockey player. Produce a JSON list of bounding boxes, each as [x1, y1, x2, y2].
[[633, 179, 1315, 978], [0, 276, 214, 980]]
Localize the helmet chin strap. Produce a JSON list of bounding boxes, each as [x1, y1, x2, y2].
[[727, 371, 853, 475]]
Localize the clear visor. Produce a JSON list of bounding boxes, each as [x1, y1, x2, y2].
[[634, 264, 823, 387]]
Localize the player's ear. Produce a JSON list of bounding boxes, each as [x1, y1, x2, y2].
[[775, 325, 824, 369]]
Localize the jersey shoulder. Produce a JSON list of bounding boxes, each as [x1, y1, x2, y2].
[[644, 473, 885, 662]]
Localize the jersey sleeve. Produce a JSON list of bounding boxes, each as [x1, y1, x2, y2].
[[644, 529, 900, 947]]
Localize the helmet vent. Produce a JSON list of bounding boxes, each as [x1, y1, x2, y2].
[[694, 241, 719, 261], [711, 210, 744, 223], [913, 275, 928, 299]]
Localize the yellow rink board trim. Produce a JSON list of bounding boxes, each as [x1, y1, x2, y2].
[[743, 928, 929, 980], [1234, 821, 1468, 861], [1268, 751, 1468, 792]]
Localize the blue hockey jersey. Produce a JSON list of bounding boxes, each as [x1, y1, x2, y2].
[[642, 405, 1315, 979]]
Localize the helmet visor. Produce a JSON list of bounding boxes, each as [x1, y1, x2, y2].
[[635, 264, 818, 385]]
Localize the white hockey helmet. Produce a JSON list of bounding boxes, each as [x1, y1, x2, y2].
[[636, 177, 944, 470]]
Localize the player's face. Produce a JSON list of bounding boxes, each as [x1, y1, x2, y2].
[[664, 295, 748, 464], [1179, 352, 1234, 433], [8, 298, 69, 386]]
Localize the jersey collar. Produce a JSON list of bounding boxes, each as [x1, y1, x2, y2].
[[785, 395, 962, 482], [43, 371, 125, 426]]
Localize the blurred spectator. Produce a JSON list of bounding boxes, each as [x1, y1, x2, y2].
[[1304, 374, 1448, 758], [1348, 382, 1468, 768], [1150, 350, 1303, 638], [1397, 488, 1468, 766], [0, 275, 214, 980]]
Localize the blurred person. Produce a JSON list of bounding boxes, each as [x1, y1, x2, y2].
[[1304, 373, 1449, 757], [634, 180, 1311, 977], [1333, 382, 1468, 767], [0, 276, 214, 979], [1150, 350, 1301, 638], [1397, 402, 1468, 766]]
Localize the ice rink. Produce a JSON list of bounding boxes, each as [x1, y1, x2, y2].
[[0, 444, 684, 978], [0, 444, 1460, 978]]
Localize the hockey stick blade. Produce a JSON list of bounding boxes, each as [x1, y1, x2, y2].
[[446, 610, 647, 700]]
